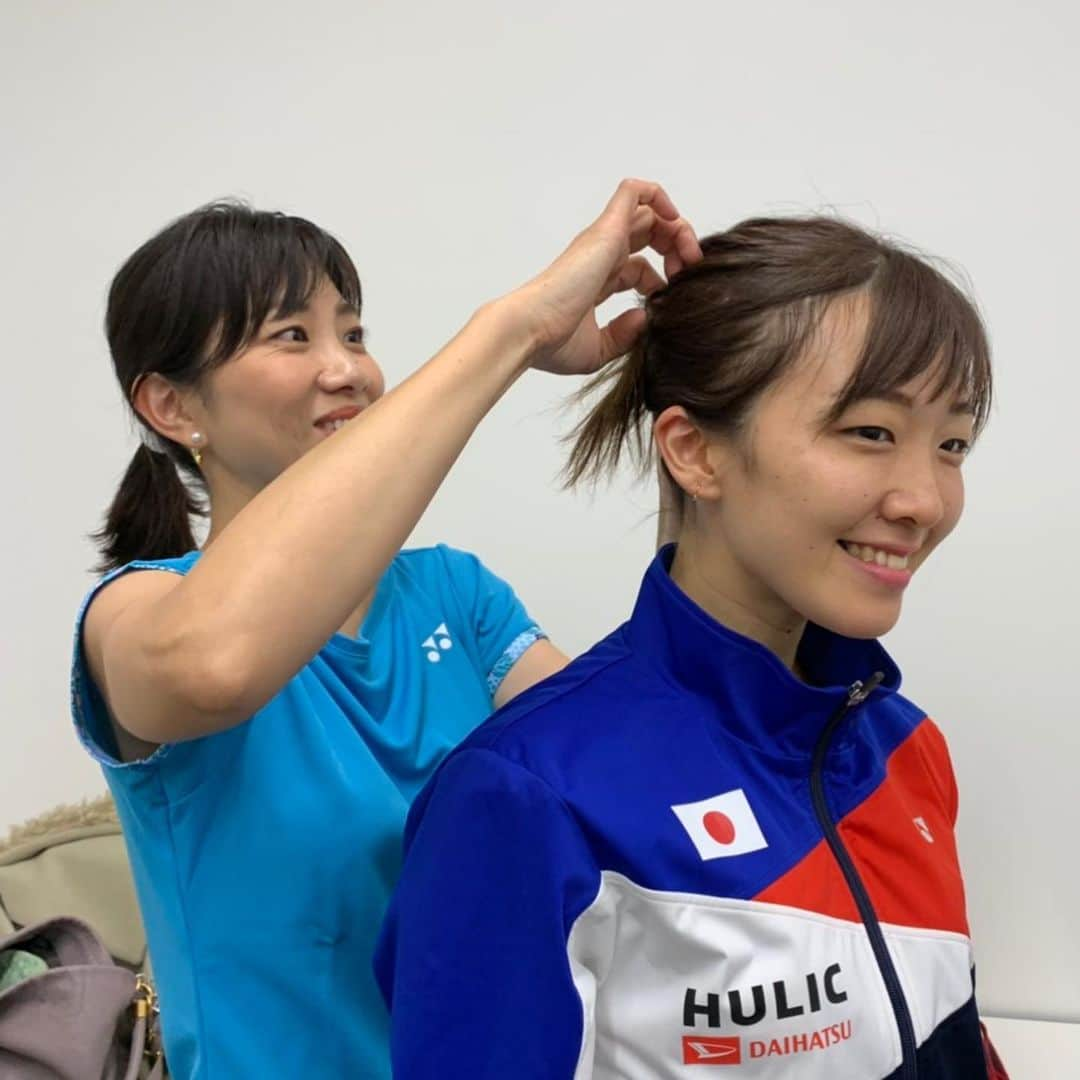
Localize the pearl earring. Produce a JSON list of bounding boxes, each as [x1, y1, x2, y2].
[[190, 432, 205, 468]]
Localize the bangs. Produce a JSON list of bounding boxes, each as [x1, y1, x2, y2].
[[187, 203, 363, 369], [828, 250, 992, 435]]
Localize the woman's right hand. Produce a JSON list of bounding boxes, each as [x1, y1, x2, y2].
[[508, 179, 701, 378]]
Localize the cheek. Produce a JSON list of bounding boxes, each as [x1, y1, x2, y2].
[[780, 460, 879, 549], [733, 472, 831, 566], [215, 374, 309, 448]]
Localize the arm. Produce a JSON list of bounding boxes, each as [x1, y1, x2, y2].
[[374, 748, 599, 1079], [494, 639, 570, 708], [87, 181, 701, 744]]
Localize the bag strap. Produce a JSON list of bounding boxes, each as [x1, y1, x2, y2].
[[123, 1015, 164, 1080], [124, 972, 165, 1080]]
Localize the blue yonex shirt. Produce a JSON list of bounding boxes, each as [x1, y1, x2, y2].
[[71, 544, 544, 1080]]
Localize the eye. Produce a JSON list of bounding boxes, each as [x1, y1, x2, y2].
[[846, 426, 894, 444], [344, 326, 366, 347], [941, 437, 971, 456], [272, 326, 308, 343]]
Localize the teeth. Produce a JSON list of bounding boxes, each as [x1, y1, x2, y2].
[[842, 542, 910, 570], [319, 416, 353, 433]]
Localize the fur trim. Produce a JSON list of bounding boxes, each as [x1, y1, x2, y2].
[[0, 793, 118, 856]]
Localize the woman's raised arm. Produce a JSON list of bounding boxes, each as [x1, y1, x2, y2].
[[85, 180, 700, 745]]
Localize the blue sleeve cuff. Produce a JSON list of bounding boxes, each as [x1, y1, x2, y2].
[[485, 626, 547, 697], [71, 562, 184, 770]]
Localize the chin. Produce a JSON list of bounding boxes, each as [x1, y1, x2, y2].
[[809, 602, 902, 641]]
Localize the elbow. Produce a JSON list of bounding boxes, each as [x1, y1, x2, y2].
[[174, 646, 256, 718], [135, 634, 259, 740]]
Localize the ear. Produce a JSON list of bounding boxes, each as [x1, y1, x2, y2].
[[132, 373, 205, 448], [653, 406, 729, 501]]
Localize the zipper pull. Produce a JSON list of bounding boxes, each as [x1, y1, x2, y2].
[[847, 671, 885, 707]]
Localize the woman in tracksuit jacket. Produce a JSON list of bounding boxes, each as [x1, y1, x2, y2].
[[376, 217, 1010, 1080]]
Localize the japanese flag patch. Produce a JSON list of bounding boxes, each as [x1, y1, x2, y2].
[[671, 788, 768, 860]]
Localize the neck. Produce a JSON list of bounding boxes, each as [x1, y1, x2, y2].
[[200, 470, 259, 548], [668, 526, 808, 674]]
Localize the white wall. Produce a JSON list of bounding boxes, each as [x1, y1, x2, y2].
[[2, 0, 1077, 1067]]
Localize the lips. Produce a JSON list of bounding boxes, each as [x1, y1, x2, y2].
[[314, 405, 362, 433]]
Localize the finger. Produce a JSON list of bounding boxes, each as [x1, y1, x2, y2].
[[598, 256, 666, 304], [663, 247, 683, 282], [673, 219, 703, 267], [603, 178, 682, 228], [628, 206, 658, 254], [647, 214, 690, 256], [619, 177, 681, 222], [648, 215, 703, 277], [598, 307, 646, 364]]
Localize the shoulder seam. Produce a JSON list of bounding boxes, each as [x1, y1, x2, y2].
[[483, 642, 634, 750]]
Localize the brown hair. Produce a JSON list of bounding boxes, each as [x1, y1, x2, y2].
[[564, 216, 992, 492]]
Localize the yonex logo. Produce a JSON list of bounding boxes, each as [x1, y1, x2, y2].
[[682, 1036, 741, 1065], [422, 623, 453, 663]]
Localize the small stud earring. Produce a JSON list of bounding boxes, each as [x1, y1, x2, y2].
[[190, 432, 205, 468]]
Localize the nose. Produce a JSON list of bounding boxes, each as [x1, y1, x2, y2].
[[879, 452, 947, 530], [316, 341, 368, 395]]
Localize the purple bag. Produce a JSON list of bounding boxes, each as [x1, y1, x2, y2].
[[0, 917, 163, 1080]]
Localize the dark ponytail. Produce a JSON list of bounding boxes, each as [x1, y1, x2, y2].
[[93, 444, 205, 574], [563, 339, 651, 488], [91, 199, 362, 574]]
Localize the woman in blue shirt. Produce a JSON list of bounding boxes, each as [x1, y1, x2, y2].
[[70, 179, 701, 1078]]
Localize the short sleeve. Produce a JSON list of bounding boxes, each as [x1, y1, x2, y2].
[[70, 559, 191, 770], [435, 545, 547, 697]]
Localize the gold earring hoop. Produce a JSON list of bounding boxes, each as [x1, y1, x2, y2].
[[190, 432, 205, 468]]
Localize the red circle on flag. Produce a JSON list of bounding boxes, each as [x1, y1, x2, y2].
[[703, 811, 736, 845]]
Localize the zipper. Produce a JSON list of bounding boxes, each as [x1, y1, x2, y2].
[[809, 673, 919, 1080]]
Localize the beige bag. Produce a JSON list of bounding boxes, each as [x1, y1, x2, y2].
[[0, 796, 145, 968], [0, 796, 165, 1078]]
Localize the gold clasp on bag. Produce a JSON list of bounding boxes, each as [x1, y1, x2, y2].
[[133, 973, 157, 1020], [133, 972, 163, 1066]]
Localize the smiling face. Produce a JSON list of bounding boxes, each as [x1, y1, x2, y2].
[[191, 276, 386, 501], [670, 294, 976, 646]]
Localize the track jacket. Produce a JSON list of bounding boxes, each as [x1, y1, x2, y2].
[[376, 546, 1006, 1079]]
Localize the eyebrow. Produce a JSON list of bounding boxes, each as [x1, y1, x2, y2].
[[267, 300, 361, 323], [855, 389, 974, 415]]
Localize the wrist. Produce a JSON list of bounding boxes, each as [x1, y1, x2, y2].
[[474, 292, 546, 364]]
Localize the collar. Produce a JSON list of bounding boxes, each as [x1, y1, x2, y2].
[[625, 545, 903, 757]]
